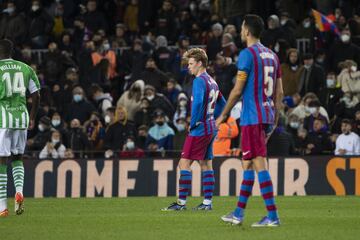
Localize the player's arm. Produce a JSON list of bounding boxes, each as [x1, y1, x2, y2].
[[189, 78, 205, 131], [266, 77, 284, 142], [28, 67, 41, 130], [214, 91, 226, 119], [215, 71, 247, 127]]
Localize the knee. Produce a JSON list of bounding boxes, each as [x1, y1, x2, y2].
[[178, 158, 191, 170], [200, 160, 213, 171]]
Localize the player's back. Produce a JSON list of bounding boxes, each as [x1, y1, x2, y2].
[[0, 59, 40, 129], [190, 72, 221, 136], [239, 42, 281, 126]]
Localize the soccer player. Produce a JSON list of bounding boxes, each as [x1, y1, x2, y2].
[[162, 48, 226, 211], [0, 39, 40, 217], [216, 15, 283, 227]]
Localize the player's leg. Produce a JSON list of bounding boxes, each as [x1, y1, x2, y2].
[[10, 129, 27, 215], [251, 125, 279, 227], [0, 129, 11, 217]]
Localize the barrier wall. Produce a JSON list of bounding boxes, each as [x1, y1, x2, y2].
[[7, 156, 360, 197]]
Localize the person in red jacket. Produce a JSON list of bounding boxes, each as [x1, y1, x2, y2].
[[119, 136, 145, 158]]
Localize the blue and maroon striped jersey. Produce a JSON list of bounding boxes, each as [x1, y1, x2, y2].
[[237, 42, 281, 126], [189, 72, 226, 136]]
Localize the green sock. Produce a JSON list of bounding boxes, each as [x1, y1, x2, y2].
[[12, 161, 24, 194], [0, 164, 7, 210]]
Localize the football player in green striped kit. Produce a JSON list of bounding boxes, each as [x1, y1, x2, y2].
[[0, 39, 40, 217]]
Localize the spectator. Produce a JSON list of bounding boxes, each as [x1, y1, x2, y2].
[[261, 15, 284, 49], [83, 0, 108, 33], [328, 26, 360, 73], [121, 38, 148, 82], [303, 100, 329, 132], [144, 85, 174, 119], [91, 38, 117, 80], [65, 86, 96, 124], [111, 23, 129, 47], [299, 53, 326, 97], [66, 118, 91, 158], [50, 112, 68, 144], [153, 35, 173, 72], [213, 116, 239, 156], [83, 112, 106, 151], [214, 54, 237, 99], [291, 93, 329, 122], [64, 148, 75, 158], [304, 118, 333, 155], [156, 0, 176, 43], [146, 110, 174, 152], [335, 119, 360, 155], [27, 0, 54, 48], [119, 136, 145, 158], [337, 60, 360, 99], [39, 130, 66, 159], [207, 23, 223, 61], [104, 106, 136, 157], [140, 57, 168, 92], [133, 98, 152, 128], [136, 125, 148, 150], [117, 80, 144, 121], [165, 78, 181, 106], [173, 117, 188, 150], [27, 116, 52, 151], [104, 106, 116, 127], [173, 92, 189, 125], [281, 48, 304, 96], [221, 33, 238, 59], [319, 72, 343, 118], [90, 84, 113, 116], [0, 1, 27, 44], [124, 0, 139, 34]]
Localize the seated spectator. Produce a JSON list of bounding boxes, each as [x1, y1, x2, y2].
[[144, 85, 174, 119], [337, 60, 360, 100], [39, 130, 66, 159], [173, 117, 188, 150], [90, 84, 113, 116], [146, 110, 174, 152], [27, 116, 52, 151], [66, 118, 91, 158], [116, 80, 144, 121], [335, 119, 360, 155], [303, 100, 329, 132], [139, 57, 168, 92], [165, 78, 181, 106], [304, 118, 333, 155], [282, 93, 301, 110], [104, 106, 136, 157], [136, 125, 148, 150], [50, 112, 68, 143], [65, 86, 96, 124], [213, 116, 239, 156], [104, 107, 116, 128], [173, 92, 189, 125], [83, 112, 106, 150], [291, 92, 329, 122], [134, 98, 153, 128], [119, 136, 145, 158]]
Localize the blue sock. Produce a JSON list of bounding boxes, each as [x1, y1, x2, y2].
[[202, 170, 215, 202], [258, 170, 278, 220], [178, 170, 192, 203], [234, 170, 255, 217]]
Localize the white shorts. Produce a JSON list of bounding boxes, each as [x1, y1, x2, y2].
[[0, 129, 27, 157]]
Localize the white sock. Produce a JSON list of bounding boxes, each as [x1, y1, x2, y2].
[[177, 199, 186, 205], [203, 199, 212, 205], [0, 199, 7, 211]]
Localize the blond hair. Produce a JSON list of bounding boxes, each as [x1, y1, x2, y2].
[[182, 47, 208, 67]]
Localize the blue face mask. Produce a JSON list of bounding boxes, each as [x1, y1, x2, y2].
[[73, 94, 83, 102]]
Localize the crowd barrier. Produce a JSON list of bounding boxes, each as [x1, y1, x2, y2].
[[7, 156, 359, 198]]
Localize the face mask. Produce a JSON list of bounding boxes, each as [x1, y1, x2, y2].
[[6, 7, 15, 14], [176, 124, 186, 131], [316, 58, 324, 64], [73, 94, 83, 102], [341, 34, 350, 43], [309, 107, 317, 115], [290, 122, 300, 129], [274, 43, 280, 53], [126, 141, 135, 150], [305, 106, 311, 114], [280, 19, 287, 26], [156, 121, 164, 126], [103, 43, 110, 51], [351, 66, 357, 72], [51, 138, 60, 144], [52, 119, 61, 127], [304, 64, 311, 69], [326, 79, 335, 88], [38, 124, 45, 132], [146, 95, 154, 101], [291, 66, 298, 71], [179, 100, 187, 107], [105, 115, 111, 124], [32, 5, 40, 11], [303, 21, 310, 28]]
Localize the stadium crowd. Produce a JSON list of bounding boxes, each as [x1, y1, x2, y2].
[[2, 0, 360, 158]]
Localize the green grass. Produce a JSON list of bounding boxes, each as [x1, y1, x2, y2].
[[0, 196, 359, 240]]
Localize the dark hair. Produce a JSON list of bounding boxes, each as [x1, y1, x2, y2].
[[341, 119, 352, 125], [0, 39, 13, 58], [243, 14, 264, 38], [308, 100, 321, 107]]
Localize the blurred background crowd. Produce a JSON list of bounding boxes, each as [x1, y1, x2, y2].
[[2, 0, 360, 158]]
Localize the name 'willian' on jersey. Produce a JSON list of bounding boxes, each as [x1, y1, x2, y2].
[[237, 42, 281, 126], [189, 72, 226, 136]]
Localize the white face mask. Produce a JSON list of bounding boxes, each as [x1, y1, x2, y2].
[[351, 66, 357, 72], [309, 107, 317, 115], [32, 5, 40, 11], [303, 21, 310, 28], [51, 138, 60, 144], [341, 34, 350, 43], [291, 66, 298, 71], [290, 122, 300, 129], [179, 100, 187, 107], [274, 42, 280, 53], [126, 141, 135, 150], [103, 43, 110, 51], [105, 115, 111, 124], [146, 95, 154, 101], [38, 124, 45, 132], [52, 119, 61, 127], [304, 64, 312, 69], [280, 19, 287, 26], [326, 79, 335, 88], [176, 124, 186, 132]]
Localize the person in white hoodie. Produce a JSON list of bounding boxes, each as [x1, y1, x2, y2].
[[39, 130, 66, 159], [335, 119, 360, 155]]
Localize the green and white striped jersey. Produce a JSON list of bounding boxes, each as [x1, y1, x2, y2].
[[0, 59, 40, 129]]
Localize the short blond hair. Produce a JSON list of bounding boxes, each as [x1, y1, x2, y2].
[[182, 47, 208, 67]]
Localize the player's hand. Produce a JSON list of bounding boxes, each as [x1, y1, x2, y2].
[[28, 119, 35, 130], [215, 115, 225, 128]]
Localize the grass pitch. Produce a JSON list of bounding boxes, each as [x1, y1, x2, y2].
[[0, 196, 359, 240]]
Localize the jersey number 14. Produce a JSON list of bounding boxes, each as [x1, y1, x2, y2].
[[2, 72, 26, 97]]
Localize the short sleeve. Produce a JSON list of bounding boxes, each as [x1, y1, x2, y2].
[[28, 66, 41, 94], [236, 49, 252, 74]]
